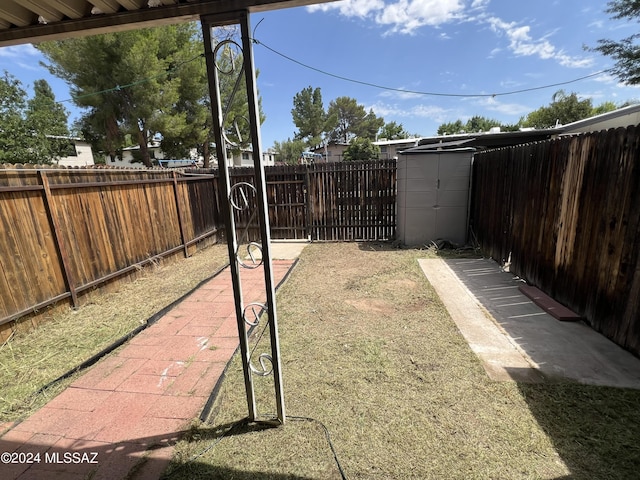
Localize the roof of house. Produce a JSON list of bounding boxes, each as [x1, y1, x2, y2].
[[416, 128, 559, 150], [558, 103, 640, 134]]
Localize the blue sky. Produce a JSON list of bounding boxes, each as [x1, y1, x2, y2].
[[0, 0, 639, 149]]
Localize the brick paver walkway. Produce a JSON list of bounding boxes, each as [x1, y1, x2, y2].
[[0, 260, 294, 480]]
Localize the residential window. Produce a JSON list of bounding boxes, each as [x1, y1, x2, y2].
[[242, 153, 249, 160]]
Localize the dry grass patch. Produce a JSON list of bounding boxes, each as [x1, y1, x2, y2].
[[0, 244, 229, 423], [163, 243, 640, 480]]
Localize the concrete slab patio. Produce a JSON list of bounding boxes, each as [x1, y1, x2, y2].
[[419, 257, 640, 388], [0, 258, 296, 480]]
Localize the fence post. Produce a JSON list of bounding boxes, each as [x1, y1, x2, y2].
[[172, 171, 189, 257], [38, 171, 78, 308], [304, 164, 311, 241]]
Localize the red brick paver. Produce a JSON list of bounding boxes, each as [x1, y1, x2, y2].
[[0, 260, 294, 480]]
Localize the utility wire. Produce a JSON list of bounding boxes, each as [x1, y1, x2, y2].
[[251, 37, 612, 99], [54, 31, 612, 106]]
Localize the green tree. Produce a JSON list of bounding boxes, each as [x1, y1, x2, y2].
[[590, 1, 640, 85], [520, 90, 593, 128], [437, 116, 503, 135], [0, 72, 30, 163], [378, 121, 409, 140], [437, 119, 464, 135], [292, 86, 327, 147], [591, 101, 618, 116], [0, 74, 69, 164], [342, 137, 380, 161], [326, 97, 384, 143], [25, 79, 70, 163], [273, 138, 307, 165], [466, 115, 501, 133], [37, 24, 202, 167]]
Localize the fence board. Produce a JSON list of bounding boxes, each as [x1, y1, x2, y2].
[[0, 168, 220, 329], [472, 126, 640, 356], [0, 161, 395, 329]]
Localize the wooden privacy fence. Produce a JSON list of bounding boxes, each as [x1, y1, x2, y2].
[[471, 126, 640, 356], [0, 166, 220, 331], [0, 160, 396, 330], [212, 160, 397, 242]]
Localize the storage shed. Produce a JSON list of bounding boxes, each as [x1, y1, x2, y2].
[[397, 144, 474, 246]]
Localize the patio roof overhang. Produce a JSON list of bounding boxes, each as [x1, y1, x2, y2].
[[0, 0, 332, 47]]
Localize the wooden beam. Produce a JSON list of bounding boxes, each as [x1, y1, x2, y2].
[[0, 3, 37, 27], [49, 0, 91, 19], [89, 0, 120, 14], [0, 0, 334, 47], [116, 0, 146, 11], [19, 1, 65, 23]]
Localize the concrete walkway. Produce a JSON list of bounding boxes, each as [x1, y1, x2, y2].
[[0, 259, 296, 480], [419, 257, 640, 388]]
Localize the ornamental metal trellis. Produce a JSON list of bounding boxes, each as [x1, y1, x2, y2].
[[201, 11, 285, 424]]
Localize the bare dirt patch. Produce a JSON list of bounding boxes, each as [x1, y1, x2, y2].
[[345, 298, 395, 315]]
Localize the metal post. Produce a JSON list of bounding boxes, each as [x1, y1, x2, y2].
[[239, 11, 286, 424], [201, 17, 256, 421], [201, 10, 285, 424]]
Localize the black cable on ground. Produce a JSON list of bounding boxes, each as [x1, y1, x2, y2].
[[168, 414, 348, 480], [288, 415, 349, 480]]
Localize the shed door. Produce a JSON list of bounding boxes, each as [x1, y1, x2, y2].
[[434, 152, 471, 244]]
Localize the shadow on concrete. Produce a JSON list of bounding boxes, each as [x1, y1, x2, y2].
[[506, 369, 640, 480], [0, 419, 315, 480], [442, 257, 640, 388]]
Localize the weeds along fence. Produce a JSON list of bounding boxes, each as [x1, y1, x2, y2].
[[0, 166, 220, 335], [471, 125, 640, 356], [0, 160, 396, 332]]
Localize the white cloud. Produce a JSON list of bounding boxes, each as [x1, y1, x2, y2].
[[307, 0, 385, 18], [474, 96, 530, 116], [368, 101, 450, 122], [308, 0, 472, 35], [0, 44, 42, 72], [0, 44, 39, 58], [378, 88, 424, 100], [486, 16, 593, 68]]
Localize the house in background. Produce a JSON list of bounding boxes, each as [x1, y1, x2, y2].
[[310, 142, 349, 162], [310, 138, 422, 162], [103, 141, 275, 168], [375, 138, 422, 159], [50, 136, 95, 167]]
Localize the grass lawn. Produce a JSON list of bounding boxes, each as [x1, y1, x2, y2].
[[2, 241, 638, 479], [165, 243, 640, 480], [0, 244, 229, 424]]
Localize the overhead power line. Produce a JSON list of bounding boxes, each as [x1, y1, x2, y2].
[[54, 33, 612, 106], [251, 37, 612, 99]]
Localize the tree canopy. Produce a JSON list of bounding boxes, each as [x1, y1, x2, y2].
[[292, 86, 327, 147], [520, 90, 602, 128], [590, 1, 640, 85], [342, 137, 380, 162], [272, 138, 307, 165], [378, 121, 410, 140], [326, 96, 384, 143], [37, 24, 264, 167], [38, 25, 197, 166], [0, 73, 69, 164]]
